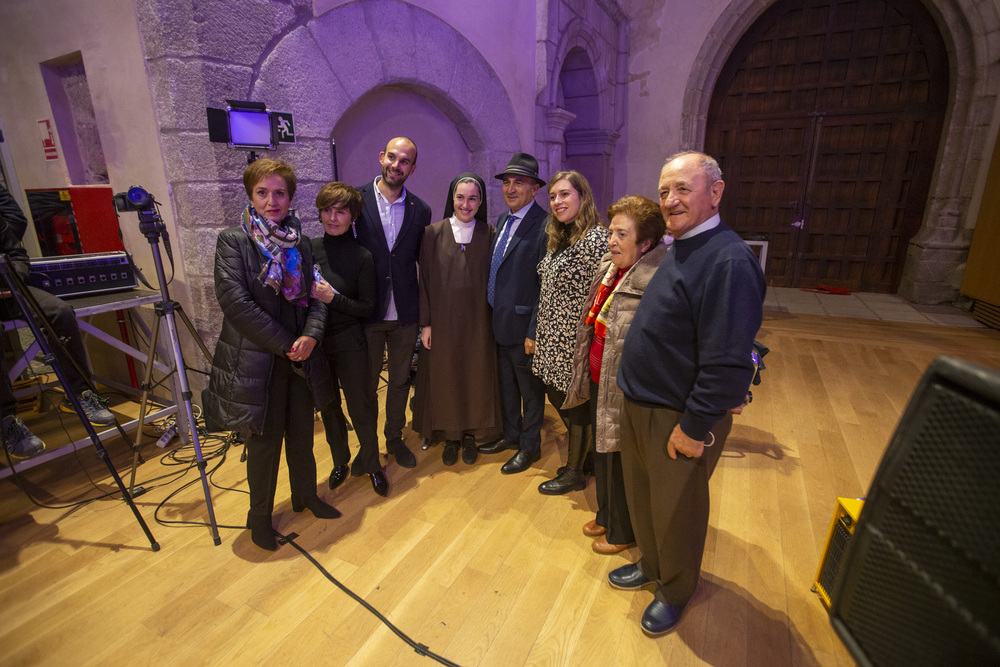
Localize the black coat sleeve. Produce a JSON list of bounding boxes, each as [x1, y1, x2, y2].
[[298, 238, 327, 341], [0, 208, 31, 287], [213, 230, 296, 357], [0, 185, 28, 242]]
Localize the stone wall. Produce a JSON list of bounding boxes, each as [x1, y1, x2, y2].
[[136, 0, 630, 346]]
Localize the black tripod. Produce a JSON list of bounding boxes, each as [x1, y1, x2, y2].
[[0, 253, 159, 551], [115, 186, 221, 546]]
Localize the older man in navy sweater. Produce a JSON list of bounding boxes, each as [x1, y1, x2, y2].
[[610, 151, 766, 636]]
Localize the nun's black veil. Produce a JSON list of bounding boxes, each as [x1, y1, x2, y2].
[[442, 172, 488, 224]]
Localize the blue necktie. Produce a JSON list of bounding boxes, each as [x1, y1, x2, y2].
[[487, 215, 515, 307]]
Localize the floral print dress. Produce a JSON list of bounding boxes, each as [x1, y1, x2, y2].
[[532, 223, 609, 392]]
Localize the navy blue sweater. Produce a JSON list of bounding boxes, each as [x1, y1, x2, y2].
[[617, 223, 766, 440]]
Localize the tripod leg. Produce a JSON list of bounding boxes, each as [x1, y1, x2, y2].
[[0, 255, 159, 550], [160, 307, 221, 545], [129, 312, 163, 495], [174, 306, 213, 363]]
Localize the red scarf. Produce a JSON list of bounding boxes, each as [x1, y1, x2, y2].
[[587, 265, 629, 383]]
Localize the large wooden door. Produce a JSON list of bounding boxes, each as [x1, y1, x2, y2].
[[706, 0, 948, 291]]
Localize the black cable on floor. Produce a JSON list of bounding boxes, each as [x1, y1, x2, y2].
[[120, 425, 459, 664], [275, 529, 463, 667]]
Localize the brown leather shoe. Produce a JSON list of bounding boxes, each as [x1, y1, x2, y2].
[[593, 535, 633, 554], [583, 519, 606, 537]]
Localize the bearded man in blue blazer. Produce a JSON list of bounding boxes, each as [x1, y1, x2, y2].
[[354, 137, 432, 473]]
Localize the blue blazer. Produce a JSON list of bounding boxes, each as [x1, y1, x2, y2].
[[490, 201, 548, 346], [354, 181, 432, 326]]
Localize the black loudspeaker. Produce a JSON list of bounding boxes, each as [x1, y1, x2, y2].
[[829, 356, 1000, 666]]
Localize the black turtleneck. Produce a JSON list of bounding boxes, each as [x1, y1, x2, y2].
[[310, 232, 377, 338]]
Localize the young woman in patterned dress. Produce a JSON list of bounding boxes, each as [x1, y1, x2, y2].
[[531, 171, 608, 495]]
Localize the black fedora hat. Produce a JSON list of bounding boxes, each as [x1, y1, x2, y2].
[[495, 151, 546, 186]]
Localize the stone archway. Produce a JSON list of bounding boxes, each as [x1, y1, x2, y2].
[[141, 0, 522, 342], [682, 0, 1000, 302], [542, 17, 623, 213], [248, 0, 520, 227]]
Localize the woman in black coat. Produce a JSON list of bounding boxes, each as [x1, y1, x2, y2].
[[310, 182, 385, 497], [206, 158, 339, 551]]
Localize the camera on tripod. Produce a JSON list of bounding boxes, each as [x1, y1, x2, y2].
[[113, 186, 155, 214], [113, 186, 165, 237]]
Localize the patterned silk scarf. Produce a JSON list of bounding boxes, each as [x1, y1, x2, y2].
[[240, 204, 308, 306]]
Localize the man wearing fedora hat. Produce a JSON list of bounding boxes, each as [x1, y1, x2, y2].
[[478, 151, 549, 474]]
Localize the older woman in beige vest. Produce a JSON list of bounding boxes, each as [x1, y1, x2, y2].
[[563, 195, 668, 553]]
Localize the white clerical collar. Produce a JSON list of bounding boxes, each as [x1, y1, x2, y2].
[[678, 213, 721, 240], [449, 215, 476, 245]]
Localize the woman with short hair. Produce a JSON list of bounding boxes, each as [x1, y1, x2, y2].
[[310, 182, 385, 496], [206, 158, 339, 551]]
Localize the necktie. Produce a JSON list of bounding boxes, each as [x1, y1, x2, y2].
[[487, 215, 515, 307]]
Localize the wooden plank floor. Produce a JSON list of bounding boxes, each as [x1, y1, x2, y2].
[[2, 311, 999, 666]]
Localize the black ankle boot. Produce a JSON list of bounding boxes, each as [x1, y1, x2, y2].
[[291, 495, 342, 519], [538, 467, 586, 495], [247, 513, 276, 551]]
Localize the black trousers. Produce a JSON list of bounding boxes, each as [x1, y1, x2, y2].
[[591, 380, 634, 545], [0, 286, 90, 417], [245, 359, 318, 517], [320, 332, 380, 474], [364, 320, 417, 442], [496, 343, 545, 452]]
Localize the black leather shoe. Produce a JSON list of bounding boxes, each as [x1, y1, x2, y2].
[[500, 448, 541, 474], [461, 435, 478, 464], [442, 440, 460, 466], [641, 600, 684, 637], [328, 464, 349, 490], [387, 438, 416, 468], [537, 468, 585, 495], [290, 495, 342, 519], [478, 437, 519, 455], [370, 470, 388, 497], [247, 513, 276, 551], [608, 563, 655, 591]]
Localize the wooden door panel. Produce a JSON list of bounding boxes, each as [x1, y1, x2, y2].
[[713, 117, 814, 286], [706, 0, 948, 292]]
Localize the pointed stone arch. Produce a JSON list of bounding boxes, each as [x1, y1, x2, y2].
[[542, 17, 621, 212]]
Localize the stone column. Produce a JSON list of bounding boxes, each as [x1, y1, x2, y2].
[[564, 127, 620, 214], [543, 106, 577, 178]]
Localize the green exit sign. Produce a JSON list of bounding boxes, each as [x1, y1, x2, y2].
[[273, 112, 295, 143]]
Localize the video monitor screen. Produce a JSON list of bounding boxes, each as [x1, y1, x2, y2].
[[228, 108, 273, 150]]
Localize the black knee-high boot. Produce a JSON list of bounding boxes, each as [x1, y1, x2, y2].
[[538, 422, 590, 495]]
